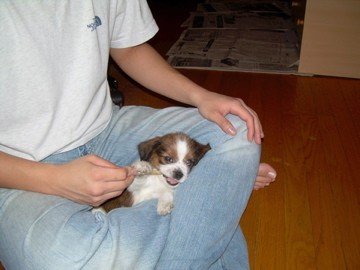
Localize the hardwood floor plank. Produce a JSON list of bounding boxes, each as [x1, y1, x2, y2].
[[320, 79, 360, 207], [343, 82, 360, 136], [220, 72, 252, 102], [256, 114, 286, 269], [241, 75, 285, 269], [318, 113, 360, 269], [282, 112, 317, 269], [202, 70, 223, 92], [302, 114, 348, 269]]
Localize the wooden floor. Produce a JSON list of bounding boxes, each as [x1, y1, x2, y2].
[[109, 1, 360, 269]]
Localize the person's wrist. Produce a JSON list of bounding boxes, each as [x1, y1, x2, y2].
[[40, 163, 62, 196], [189, 88, 208, 108]]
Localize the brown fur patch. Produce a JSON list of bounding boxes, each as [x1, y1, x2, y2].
[[101, 189, 133, 212]]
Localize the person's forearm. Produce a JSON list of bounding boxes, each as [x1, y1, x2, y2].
[[0, 151, 55, 194], [0, 151, 136, 205], [110, 43, 208, 107], [109, 43, 264, 143]]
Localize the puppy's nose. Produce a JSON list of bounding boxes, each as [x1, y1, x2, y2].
[[173, 170, 184, 180]]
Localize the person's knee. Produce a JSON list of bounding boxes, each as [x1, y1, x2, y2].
[[209, 115, 261, 161]]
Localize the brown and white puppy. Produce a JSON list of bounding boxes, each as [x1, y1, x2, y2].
[[99, 132, 211, 215]]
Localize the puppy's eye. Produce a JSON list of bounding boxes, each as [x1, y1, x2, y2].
[[164, 156, 174, 163], [185, 159, 194, 167]]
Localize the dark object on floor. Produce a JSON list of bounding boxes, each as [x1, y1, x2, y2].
[[108, 76, 124, 107]]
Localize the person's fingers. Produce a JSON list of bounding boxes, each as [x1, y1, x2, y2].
[[86, 154, 118, 168], [90, 190, 125, 207], [211, 112, 237, 135], [102, 175, 134, 193], [234, 99, 263, 144], [246, 106, 264, 143], [226, 100, 255, 141], [93, 166, 137, 182]]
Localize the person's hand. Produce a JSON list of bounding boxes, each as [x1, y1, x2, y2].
[[195, 91, 264, 144], [51, 154, 136, 206]]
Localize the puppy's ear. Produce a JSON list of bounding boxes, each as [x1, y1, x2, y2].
[[193, 142, 211, 165], [138, 137, 161, 161]]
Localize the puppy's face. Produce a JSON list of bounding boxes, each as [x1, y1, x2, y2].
[[138, 133, 211, 188]]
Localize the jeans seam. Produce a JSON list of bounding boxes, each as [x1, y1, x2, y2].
[[220, 256, 227, 270]]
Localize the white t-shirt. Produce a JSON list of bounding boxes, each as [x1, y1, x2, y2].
[[0, 0, 159, 161]]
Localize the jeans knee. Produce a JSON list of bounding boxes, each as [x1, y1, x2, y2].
[[209, 115, 261, 162]]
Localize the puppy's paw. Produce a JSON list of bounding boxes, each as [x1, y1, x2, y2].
[[157, 201, 174, 215], [91, 207, 106, 214], [132, 161, 153, 175]]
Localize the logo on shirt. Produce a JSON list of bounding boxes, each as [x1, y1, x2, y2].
[[87, 16, 102, 31]]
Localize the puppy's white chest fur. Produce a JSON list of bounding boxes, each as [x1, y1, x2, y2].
[[129, 175, 171, 203], [130, 161, 174, 215]]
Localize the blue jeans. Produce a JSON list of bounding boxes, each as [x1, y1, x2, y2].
[[0, 106, 260, 269]]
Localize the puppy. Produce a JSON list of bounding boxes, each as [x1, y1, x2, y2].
[[99, 132, 211, 215]]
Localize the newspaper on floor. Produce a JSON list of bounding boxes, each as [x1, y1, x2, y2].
[[199, 0, 291, 15], [182, 12, 294, 30], [167, 28, 299, 74], [168, 0, 300, 74]]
